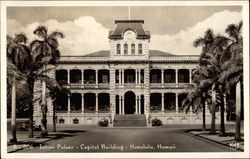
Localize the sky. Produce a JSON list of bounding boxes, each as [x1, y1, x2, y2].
[[7, 6, 242, 56]]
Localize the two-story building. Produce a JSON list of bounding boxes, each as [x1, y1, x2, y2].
[[33, 20, 219, 127]]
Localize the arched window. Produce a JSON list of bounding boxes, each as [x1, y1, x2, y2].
[[131, 44, 135, 54], [124, 44, 128, 54], [138, 44, 142, 54], [116, 44, 121, 54]]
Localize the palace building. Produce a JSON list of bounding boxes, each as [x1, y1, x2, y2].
[[33, 20, 220, 127]]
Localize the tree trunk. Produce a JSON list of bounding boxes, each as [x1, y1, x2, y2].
[[28, 79, 35, 138], [235, 81, 242, 141], [28, 105, 34, 138], [219, 94, 225, 136], [10, 82, 17, 143], [210, 89, 216, 134], [202, 98, 206, 131], [41, 66, 48, 137], [52, 104, 56, 132], [41, 103, 48, 137]]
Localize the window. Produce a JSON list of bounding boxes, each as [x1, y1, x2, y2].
[[59, 118, 65, 124], [124, 44, 128, 54], [116, 44, 121, 54], [138, 44, 142, 54], [73, 118, 79, 124], [131, 44, 135, 54]]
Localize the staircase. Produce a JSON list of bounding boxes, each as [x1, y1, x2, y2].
[[114, 114, 147, 127]]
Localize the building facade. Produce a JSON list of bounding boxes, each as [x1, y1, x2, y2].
[[33, 20, 220, 126]]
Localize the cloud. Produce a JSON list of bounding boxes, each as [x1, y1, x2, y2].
[[7, 10, 242, 56], [150, 10, 243, 55], [7, 16, 109, 56]]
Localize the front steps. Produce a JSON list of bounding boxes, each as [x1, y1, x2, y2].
[[113, 114, 147, 127]]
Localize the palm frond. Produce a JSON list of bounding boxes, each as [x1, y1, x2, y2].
[[33, 25, 48, 39]]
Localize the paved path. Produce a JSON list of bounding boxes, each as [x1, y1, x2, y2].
[[17, 127, 237, 152]]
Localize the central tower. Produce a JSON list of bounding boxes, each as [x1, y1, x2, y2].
[[108, 20, 151, 60]]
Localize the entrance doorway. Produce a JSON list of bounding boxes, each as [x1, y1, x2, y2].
[[124, 91, 136, 114]]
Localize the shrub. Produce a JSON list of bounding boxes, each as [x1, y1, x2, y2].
[[152, 118, 162, 127], [98, 119, 109, 127]]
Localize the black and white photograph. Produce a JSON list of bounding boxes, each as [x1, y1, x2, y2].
[[1, 1, 249, 158]]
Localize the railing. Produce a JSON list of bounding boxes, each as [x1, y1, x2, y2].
[[115, 83, 145, 88], [150, 83, 190, 88], [65, 83, 110, 89], [65, 83, 189, 89]]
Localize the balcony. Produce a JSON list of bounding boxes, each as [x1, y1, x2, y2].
[[150, 83, 189, 88], [115, 83, 145, 88], [65, 83, 110, 89]]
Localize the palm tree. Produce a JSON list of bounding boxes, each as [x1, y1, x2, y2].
[[194, 28, 215, 66], [7, 34, 31, 142], [183, 67, 211, 131], [47, 80, 70, 132], [219, 21, 243, 141], [183, 84, 207, 131], [193, 29, 218, 134], [30, 25, 64, 137]]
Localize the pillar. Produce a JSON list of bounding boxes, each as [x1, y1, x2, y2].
[[135, 69, 138, 84], [67, 69, 70, 84], [161, 69, 164, 85], [95, 93, 98, 113], [119, 96, 122, 114], [122, 70, 124, 84], [138, 69, 141, 84], [81, 93, 84, 113], [95, 70, 98, 85], [175, 69, 178, 84], [189, 69, 192, 83], [135, 96, 138, 114], [81, 70, 84, 85], [161, 93, 164, 112], [67, 94, 70, 113], [139, 96, 141, 114], [119, 69, 122, 84], [176, 93, 178, 113], [122, 95, 125, 114]]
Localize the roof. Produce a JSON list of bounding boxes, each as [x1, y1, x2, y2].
[[109, 20, 150, 40], [83, 50, 174, 57]]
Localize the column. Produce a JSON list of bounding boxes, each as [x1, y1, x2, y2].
[[161, 69, 164, 85], [122, 70, 124, 84], [122, 95, 125, 114], [175, 69, 178, 85], [189, 69, 192, 83], [95, 93, 98, 113], [81, 93, 84, 113], [161, 93, 164, 112], [119, 96, 122, 114], [176, 93, 178, 113], [138, 69, 141, 84], [95, 70, 98, 85], [138, 96, 141, 114], [135, 69, 138, 84], [119, 69, 122, 84], [67, 94, 70, 113], [67, 69, 70, 84], [135, 96, 138, 114], [81, 70, 84, 85]]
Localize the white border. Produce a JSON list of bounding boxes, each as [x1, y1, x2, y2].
[[1, 1, 249, 159]]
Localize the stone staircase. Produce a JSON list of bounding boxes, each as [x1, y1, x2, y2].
[[113, 114, 147, 127]]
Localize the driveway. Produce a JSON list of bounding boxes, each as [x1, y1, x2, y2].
[[17, 127, 237, 152]]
